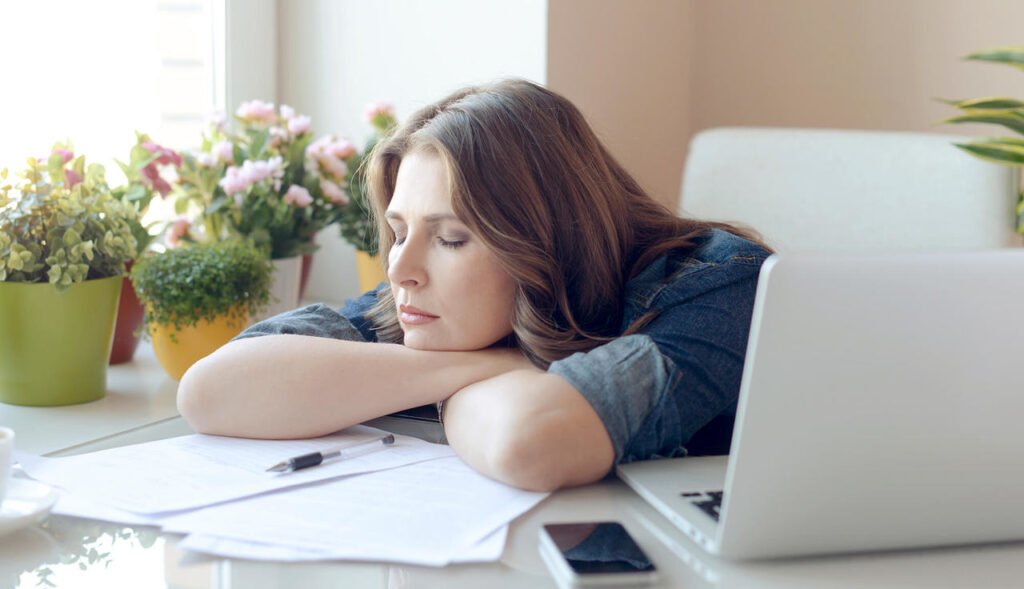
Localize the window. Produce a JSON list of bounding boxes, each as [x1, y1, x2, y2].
[[0, 0, 222, 186]]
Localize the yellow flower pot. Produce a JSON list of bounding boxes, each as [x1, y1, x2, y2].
[[149, 311, 248, 381], [355, 251, 388, 293]]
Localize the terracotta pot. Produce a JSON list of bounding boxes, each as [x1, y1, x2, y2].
[[299, 253, 313, 301], [109, 259, 145, 364]]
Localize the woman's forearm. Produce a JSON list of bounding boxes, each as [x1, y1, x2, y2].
[[177, 335, 524, 439], [443, 370, 615, 492]]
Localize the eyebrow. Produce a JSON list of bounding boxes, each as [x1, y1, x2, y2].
[[383, 211, 461, 224]]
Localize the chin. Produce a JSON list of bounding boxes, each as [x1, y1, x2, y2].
[[401, 332, 486, 352]]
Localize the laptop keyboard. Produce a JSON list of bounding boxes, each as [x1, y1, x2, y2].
[[680, 490, 724, 521]]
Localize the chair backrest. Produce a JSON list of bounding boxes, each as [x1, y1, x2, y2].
[[679, 127, 1021, 253]]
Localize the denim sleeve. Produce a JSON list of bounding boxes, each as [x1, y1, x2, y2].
[[232, 285, 384, 343], [547, 260, 762, 463]]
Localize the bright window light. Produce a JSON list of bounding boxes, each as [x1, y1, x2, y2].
[[0, 0, 220, 191]]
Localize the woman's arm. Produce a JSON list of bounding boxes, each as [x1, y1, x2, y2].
[[177, 335, 528, 439], [442, 369, 616, 492]]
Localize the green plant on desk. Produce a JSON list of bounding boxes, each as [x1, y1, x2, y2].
[[942, 45, 1024, 232], [0, 145, 139, 406], [130, 240, 272, 380]]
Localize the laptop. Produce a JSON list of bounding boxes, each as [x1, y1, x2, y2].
[[617, 250, 1024, 560]]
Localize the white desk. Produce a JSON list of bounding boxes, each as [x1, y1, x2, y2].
[[0, 344, 179, 456], [3, 346, 1024, 588]]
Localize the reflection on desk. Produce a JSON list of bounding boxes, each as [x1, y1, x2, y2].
[[5, 471, 1024, 587], [5, 347, 1024, 587]]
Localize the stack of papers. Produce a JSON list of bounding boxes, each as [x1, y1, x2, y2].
[[16, 425, 549, 565]]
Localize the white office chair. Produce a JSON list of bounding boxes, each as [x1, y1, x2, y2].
[[679, 127, 1021, 253]]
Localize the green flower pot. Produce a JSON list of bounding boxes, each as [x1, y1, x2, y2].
[[0, 276, 123, 406]]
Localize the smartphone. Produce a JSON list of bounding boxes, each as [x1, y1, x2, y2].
[[538, 521, 658, 587]]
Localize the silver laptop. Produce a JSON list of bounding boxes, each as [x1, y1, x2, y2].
[[617, 250, 1024, 560]]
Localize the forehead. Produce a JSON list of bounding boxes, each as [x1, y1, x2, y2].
[[386, 150, 452, 218]]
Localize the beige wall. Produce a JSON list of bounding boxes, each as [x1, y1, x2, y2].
[[548, 0, 1024, 209], [691, 0, 1024, 135], [278, 0, 1024, 300], [278, 0, 547, 304], [547, 0, 694, 208]]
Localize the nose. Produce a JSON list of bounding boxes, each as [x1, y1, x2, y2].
[[387, 237, 428, 289]]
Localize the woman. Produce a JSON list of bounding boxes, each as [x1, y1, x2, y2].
[[178, 79, 771, 492]]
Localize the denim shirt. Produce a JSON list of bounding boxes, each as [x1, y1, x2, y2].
[[234, 229, 771, 463]]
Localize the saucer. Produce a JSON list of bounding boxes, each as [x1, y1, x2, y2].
[[0, 479, 58, 537]]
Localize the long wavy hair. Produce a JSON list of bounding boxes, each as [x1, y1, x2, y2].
[[365, 79, 762, 368]]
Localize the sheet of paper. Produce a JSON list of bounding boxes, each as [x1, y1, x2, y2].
[[18, 425, 455, 514], [161, 456, 548, 566], [52, 491, 164, 527], [178, 525, 508, 564]]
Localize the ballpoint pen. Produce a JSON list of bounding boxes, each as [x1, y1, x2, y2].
[[266, 433, 396, 473]]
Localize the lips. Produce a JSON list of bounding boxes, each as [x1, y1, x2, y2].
[[400, 304, 439, 318]]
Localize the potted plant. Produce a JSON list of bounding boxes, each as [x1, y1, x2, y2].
[[108, 133, 183, 364], [0, 146, 138, 406], [942, 45, 1024, 232], [173, 101, 346, 319], [130, 240, 271, 380], [314, 101, 398, 292]]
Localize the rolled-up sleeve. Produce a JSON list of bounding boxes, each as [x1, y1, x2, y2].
[[233, 286, 384, 343], [547, 259, 762, 463]]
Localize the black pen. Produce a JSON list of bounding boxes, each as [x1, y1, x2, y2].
[[266, 434, 396, 473]]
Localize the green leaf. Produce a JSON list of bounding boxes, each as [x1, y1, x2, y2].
[[249, 130, 269, 159], [954, 140, 1024, 165], [130, 241, 272, 330], [123, 184, 147, 203], [943, 110, 1024, 135], [174, 197, 190, 216], [943, 97, 1024, 110], [966, 46, 1024, 70]]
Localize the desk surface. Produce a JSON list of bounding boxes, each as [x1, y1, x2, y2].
[[3, 346, 1024, 588]]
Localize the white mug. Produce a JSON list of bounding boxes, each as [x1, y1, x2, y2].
[[0, 427, 13, 506]]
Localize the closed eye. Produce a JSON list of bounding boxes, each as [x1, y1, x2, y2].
[[438, 237, 465, 249]]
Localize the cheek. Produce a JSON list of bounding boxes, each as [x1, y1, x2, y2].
[[459, 265, 516, 331]]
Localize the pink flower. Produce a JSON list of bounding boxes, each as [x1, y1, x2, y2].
[[328, 138, 356, 160], [287, 115, 312, 136], [213, 141, 234, 164], [283, 184, 313, 208], [220, 156, 285, 196], [206, 111, 227, 132], [220, 165, 251, 196], [268, 126, 287, 148], [194, 152, 216, 168], [320, 179, 348, 205], [236, 100, 277, 123], [141, 164, 172, 197], [165, 216, 190, 247], [53, 149, 74, 165], [318, 153, 347, 179], [280, 105, 296, 120], [64, 168, 83, 189], [244, 156, 285, 188], [307, 136, 330, 157], [142, 141, 182, 167], [364, 101, 394, 123]]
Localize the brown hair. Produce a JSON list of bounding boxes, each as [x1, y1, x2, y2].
[[365, 79, 761, 368]]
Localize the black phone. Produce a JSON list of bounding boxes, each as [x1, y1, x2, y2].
[[538, 521, 657, 587]]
